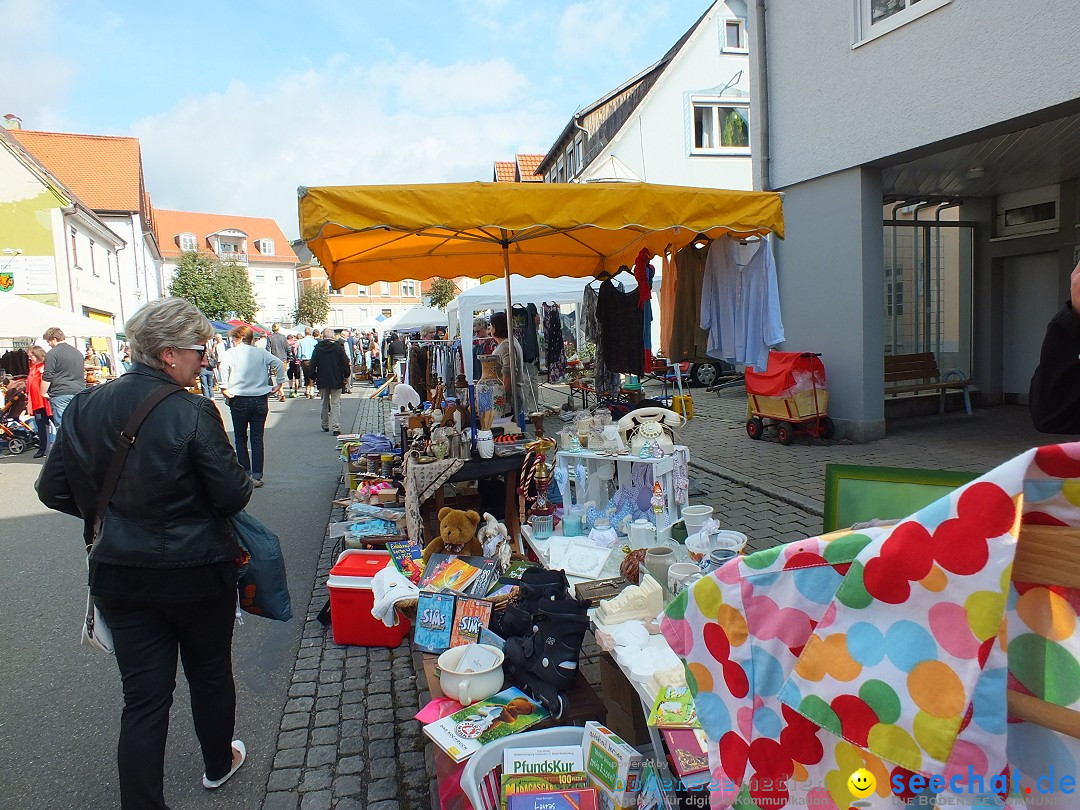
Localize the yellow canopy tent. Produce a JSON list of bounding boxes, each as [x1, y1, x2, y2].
[[298, 180, 784, 429], [299, 181, 784, 287]]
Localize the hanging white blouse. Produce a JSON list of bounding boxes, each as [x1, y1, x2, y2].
[[699, 235, 784, 373]]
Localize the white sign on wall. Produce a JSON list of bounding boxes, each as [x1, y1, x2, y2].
[[0, 255, 59, 294]]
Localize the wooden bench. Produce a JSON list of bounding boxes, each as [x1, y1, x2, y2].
[[884, 352, 972, 415]]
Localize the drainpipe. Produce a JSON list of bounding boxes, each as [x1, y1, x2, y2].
[[933, 200, 962, 362], [911, 201, 935, 352], [752, 0, 771, 190]]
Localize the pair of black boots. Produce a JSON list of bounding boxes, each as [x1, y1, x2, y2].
[[494, 568, 590, 719]]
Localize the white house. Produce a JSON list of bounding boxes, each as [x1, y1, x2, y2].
[[750, 0, 1080, 440], [154, 209, 299, 325], [10, 127, 164, 325], [0, 126, 127, 331], [539, 1, 752, 190]]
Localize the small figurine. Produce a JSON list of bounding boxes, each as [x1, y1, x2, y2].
[[651, 481, 665, 515], [568, 433, 582, 452], [651, 441, 664, 459], [639, 441, 652, 459]]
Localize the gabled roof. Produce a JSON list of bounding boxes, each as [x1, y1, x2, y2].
[[538, 3, 713, 175], [515, 154, 545, 181], [153, 209, 298, 264], [493, 161, 516, 182], [10, 129, 146, 214]]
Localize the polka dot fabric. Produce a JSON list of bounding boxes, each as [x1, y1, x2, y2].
[[659, 444, 1080, 809]]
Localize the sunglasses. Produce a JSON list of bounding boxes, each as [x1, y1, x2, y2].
[[177, 345, 208, 357]]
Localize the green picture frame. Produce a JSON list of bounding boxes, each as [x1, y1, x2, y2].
[[822, 464, 978, 533]]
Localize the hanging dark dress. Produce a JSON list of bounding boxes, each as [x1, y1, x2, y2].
[[597, 279, 645, 376], [542, 303, 567, 383]]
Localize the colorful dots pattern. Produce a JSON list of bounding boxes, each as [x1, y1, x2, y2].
[[659, 445, 1080, 809]]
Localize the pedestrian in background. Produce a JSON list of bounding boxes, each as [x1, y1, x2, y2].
[[40, 326, 86, 427], [217, 325, 286, 487], [26, 345, 51, 458], [298, 327, 318, 398], [285, 333, 302, 397], [310, 327, 351, 435], [36, 297, 253, 809], [338, 328, 355, 394], [267, 324, 289, 402]]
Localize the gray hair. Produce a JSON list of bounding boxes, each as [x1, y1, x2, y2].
[[322, 327, 335, 339], [473, 316, 488, 330], [125, 297, 213, 369], [420, 324, 436, 338]]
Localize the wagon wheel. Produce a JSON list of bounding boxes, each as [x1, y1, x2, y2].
[[820, 416, 835, 440], [7, 437, 26, 455], [746, 417, 764, 440], [777, 423, 795, 446]]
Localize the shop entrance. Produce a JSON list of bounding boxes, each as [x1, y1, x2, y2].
[[1002, 252, 1059, 401]]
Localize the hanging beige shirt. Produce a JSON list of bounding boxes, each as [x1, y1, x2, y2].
[[665, 242, 711, 361]]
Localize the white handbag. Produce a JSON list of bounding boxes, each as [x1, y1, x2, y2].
[[81, 575, 114, 654]]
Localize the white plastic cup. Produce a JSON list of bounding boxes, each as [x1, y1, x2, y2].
[[681, 504, 714, 537]]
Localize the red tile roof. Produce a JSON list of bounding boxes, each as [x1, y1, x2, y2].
[[153, 209, 298, 264], [493, 161, 516, 182], [10, 129, 145, 213], [516, 154, 545, 181]]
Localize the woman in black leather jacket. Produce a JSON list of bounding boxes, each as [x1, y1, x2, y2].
[[36, 297, 253, 809], [1031, 261, 1080, 433]]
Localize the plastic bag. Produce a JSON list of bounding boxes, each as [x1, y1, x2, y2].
[[233, 510, 293, 622]]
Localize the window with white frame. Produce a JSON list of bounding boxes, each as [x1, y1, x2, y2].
[[692, 100, 750, 152], [70, 227, 79, 268], [565, 146, 575, 179], [275, 274, 283, 283], [329, 285, 343, 296], [107, 250, 115, 283], [557, 158, 566, 183], [855, 0, 952, 44], [722, 17, 747, 52], [382, 282, 392, 296], [356, 284, 368, 295], [574, 134, 584, 173], [259, 238, 275, 255], [401, 279, 417, 296], [179, 232, 197, 251], [254, 271, 265, 282], [89, 240, 98, 276]]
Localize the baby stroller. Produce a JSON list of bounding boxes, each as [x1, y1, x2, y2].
[[745, 351, 833, 445], [0, 380, 38, 455]]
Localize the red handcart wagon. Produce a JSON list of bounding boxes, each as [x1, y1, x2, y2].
[[744, 351, 833, 446]]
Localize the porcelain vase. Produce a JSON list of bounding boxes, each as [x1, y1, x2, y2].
[[474, 355, 505, 424]]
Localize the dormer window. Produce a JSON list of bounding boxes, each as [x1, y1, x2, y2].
[[257, 238, 275, 256], [178, 232, 197, 251]]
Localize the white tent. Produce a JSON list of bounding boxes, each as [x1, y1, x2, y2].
[[0, 294, 116, 339], [449, 270, 664, 383], [378, 304, 448, 335]]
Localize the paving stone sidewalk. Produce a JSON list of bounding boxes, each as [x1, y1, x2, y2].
[[263, 394, 432, 810]]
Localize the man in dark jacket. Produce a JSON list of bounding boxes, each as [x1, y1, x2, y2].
[[1031, 260, 1080, 432], [309, 327, 351, 435]]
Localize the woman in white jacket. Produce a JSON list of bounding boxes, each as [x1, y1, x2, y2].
[[217, 325, 286, 487]]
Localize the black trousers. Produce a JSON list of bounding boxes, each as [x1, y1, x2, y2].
[[96, 593, 237, 810]]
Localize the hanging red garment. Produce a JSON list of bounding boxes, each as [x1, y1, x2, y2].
[[633, 248, 652, 309]]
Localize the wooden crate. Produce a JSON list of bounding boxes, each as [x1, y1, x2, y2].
[[750, 388, 827, 421]]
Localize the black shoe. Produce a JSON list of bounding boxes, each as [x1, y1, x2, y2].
[[322, 426, 330, 432], [332, 430, 341, 436], [33, 451, 46, 458]]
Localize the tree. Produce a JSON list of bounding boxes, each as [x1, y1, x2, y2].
[[294, 283, 330, 326], [217, 262, 258, 322], [426, 277, 458, 309], [169, 252, 222, 317]]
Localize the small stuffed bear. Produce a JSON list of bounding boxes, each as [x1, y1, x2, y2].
[[421, 507, 483, 563]]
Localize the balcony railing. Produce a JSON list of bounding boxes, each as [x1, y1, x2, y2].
[[217, 251, 248, 265]]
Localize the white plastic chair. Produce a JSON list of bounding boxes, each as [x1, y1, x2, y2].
[[460, 725, 587, 810]]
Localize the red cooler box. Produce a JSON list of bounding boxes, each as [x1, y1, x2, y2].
[[327, 549, 411, 647]]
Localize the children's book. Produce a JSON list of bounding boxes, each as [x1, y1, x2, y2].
[[412, 592, 455, 654], [501, 773, 590, 810], [459, 555, 498, 597], [503, 745, 585, 776], [422, 687, 549, 763], [419, 554, 483, 593], [506, 788, 598, 810], [659, 728, 709, 779], [386, 539, 424, 583], [646, 685, 700, 728], [488, 559, 542, 598], [449, 597, 493, 648]]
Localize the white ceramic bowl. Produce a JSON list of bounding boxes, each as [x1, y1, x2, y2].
[[437, 644, 504, 705]]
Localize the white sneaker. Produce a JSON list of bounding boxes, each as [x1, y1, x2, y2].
[[203, 740, 246, 789]]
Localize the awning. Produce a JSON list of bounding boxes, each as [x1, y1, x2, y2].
[[298, 181, 784, 287]]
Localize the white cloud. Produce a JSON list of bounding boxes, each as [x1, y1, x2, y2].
[[557, 0, 675, 63], [0, 0, 74, 129], [132, 56, 559, 239]]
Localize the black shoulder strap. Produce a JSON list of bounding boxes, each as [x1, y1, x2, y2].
[[90, 384, 185, 545]]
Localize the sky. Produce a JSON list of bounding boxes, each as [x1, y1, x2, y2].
[[1, 0, 713, 240]]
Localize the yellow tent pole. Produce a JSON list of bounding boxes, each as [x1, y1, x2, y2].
[[501, 230, 524, 431]]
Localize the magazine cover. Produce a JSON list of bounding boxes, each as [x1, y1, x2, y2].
[[500, 772, 589, 810], [488, 559, 541, 598], [458, 556, 497, 597], [506, 788, 598, 810], [419, 554, 483, 593], [422, 687, 549, 763], [448, 597, 493, 648], [386, 539, 424, 583], [646, 685, 700, 728], [412, 592, 455, 654]]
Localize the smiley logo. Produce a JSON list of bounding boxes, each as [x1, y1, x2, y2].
[[848, 767, 876, 798]]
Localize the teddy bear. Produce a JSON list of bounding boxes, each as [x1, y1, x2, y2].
[[421, 506, 484, 563]]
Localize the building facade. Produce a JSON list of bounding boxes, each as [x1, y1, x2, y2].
[[9, 127, 164, 325], [751, 0, 1080, 439], [0, 127, 127, 330], [539, 1, 752, 189], [155, 210, 298, 325]]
